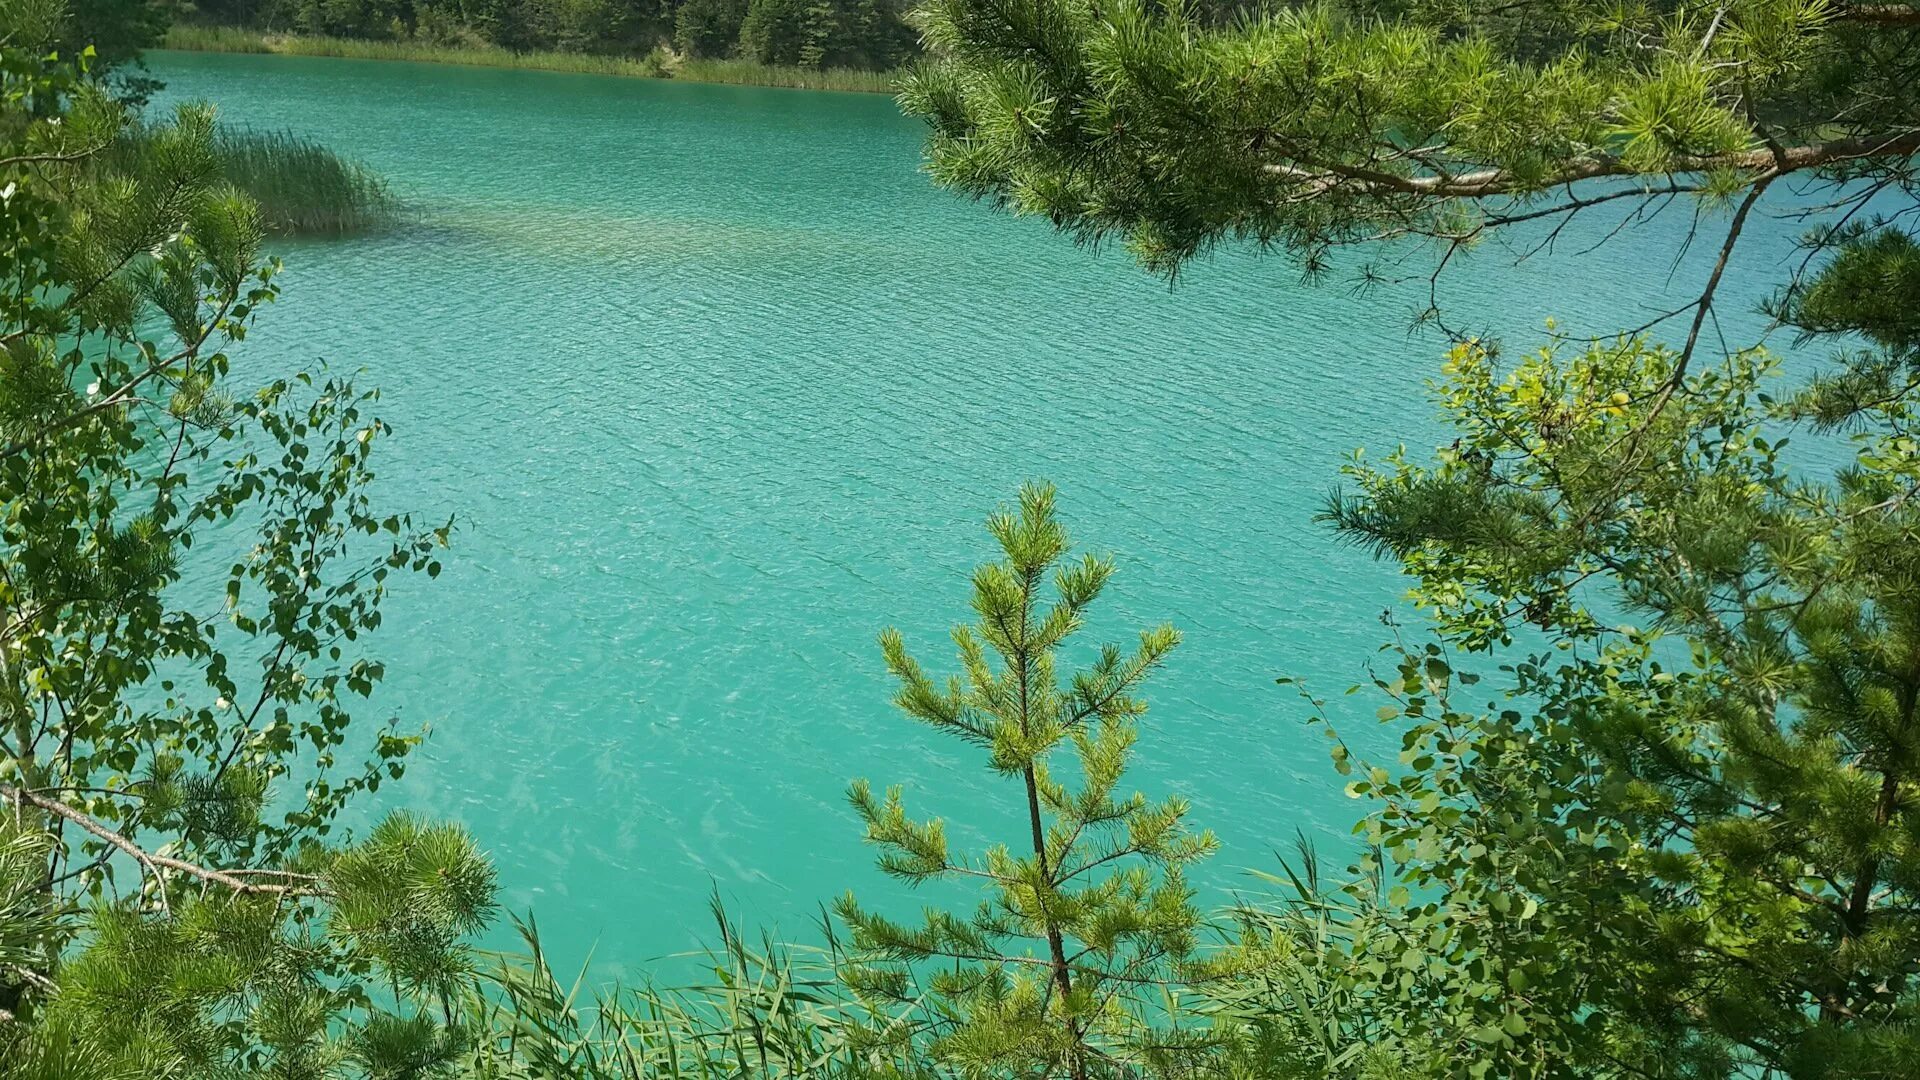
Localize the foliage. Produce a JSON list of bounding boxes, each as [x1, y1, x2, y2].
[[30, 0, 1920, 1077], [161, 25, 900, 89], [0, 806, 497, 1079], [672, 54, 896, 91], [55, 0, 170, 103], [908, 0, 1920, 1074], [463, 906, 935, 1078], [673, 0, 749, 58], [899, 0, 1917, 280], [0, 3, 455, 1070], [835, 482, 1215, 1079], [1186, 845, 1422, 1079], [737, 0, 807, 66], [173, 0, 916, 71], [0, 70, 445, 878], [1306, 306, 1920, 1076], [736, 0, 908, 69]]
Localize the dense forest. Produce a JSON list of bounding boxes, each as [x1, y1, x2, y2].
[[171, 0, 920, 69]]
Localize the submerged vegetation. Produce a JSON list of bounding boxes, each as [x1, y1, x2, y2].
[[110, 118, 402, 235], [6, 0, 1920, 1076], [160, 25, 901, 92]]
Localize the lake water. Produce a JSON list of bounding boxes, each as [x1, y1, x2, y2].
[[148, 50, 1815, 974]]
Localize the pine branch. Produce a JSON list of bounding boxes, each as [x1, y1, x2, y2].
[[0, 293, 239, 460], [1839, 4, 1920, 24], [1262, 130, 1920, 199], [0, 783, 322, 904]]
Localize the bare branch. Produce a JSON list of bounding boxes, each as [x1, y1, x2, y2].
[[0, 783, 323, 899], [1263, 130, 1920, 198], [1839, 4, 1920, 25]]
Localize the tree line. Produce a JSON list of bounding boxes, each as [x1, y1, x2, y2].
[[181, 0, 920, 69], [4, 0, 1920, 1076]]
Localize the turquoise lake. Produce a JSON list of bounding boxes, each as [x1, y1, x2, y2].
[[149, 50, 1816, 974]]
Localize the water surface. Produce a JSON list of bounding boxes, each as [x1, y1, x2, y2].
[[150, 51, 1812, 971]]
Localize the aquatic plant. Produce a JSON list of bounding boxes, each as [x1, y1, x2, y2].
[[205, 125, 401, 235], [109, 118, 401, 235], [673, 56, 896, 92]]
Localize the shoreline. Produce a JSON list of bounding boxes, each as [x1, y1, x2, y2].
[[158, 27, 904, 94]]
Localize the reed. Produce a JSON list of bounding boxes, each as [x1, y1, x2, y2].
[[160, 27, 900, 93], [212, 126, 400, 235], [671, 57, 899, 93], [111, 120, 401, 235], [471, 905, 933, 1078]]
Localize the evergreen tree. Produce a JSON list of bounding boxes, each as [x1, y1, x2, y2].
[[843, 0, 911, 69], [0, 804, 497, 1079], [835, 483, 1215, 1079], [672, 0, 749, 57], [796, 0, 838, 69], [900, 0, 1916, 285], [736, 0, 808, 65], [910, 0, 1920, 1074]]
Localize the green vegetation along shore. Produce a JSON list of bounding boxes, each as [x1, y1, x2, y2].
[[162, 25, 902, 93], [114, 118, 401, 234]]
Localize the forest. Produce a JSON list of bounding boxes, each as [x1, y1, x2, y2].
[[171, 0, 920, 70]]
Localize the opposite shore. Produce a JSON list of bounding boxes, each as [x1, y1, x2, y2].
[[160, 25, 904, 94]]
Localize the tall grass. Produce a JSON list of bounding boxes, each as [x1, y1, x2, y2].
[[163, 26, 674, 78], [111, 120, 401, 235], [210, 127, 401, 235], [673, 58, 899, 93], [161, 26, 901, 93], [469, 906, 936, 1078]]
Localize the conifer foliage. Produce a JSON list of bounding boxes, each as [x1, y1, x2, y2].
[[0, 806, 496, 1080], [901, 0, 1918, 283], [912, 0, 1920, 1074], [836, 483, 1215, 1079]]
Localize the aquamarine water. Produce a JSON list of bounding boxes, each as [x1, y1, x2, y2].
[[149, 51, 1812, 974]]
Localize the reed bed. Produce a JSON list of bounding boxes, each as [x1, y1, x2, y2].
[[673, 57, 899, 93], [112, 120, 401, 235], [210, 127, 400, 235], [470, 907, 931, 1078], [161, 26, 901, 93]]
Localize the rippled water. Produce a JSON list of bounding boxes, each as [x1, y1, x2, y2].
[[150, 51, 1813, 972]]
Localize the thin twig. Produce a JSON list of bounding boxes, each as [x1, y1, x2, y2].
[[0, 783, 323, 900]]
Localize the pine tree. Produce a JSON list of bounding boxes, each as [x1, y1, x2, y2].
[[0, 805, 497, 1079], [797, 0, 838, 69], [835, 483, 1215, 1079], [1310, 294, 1920, 1073], [908, 0, 1920, 1073], [900, 0, 1917, 286]]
